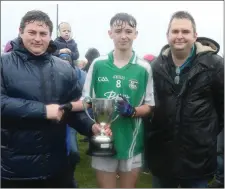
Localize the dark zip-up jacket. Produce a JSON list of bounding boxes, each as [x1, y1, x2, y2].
[[1, 37, 93, 180], [145, 37, 224, 179]]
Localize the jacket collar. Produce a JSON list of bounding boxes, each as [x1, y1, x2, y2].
[[10, 37, 57, 61], [160, 37, 219, 57]]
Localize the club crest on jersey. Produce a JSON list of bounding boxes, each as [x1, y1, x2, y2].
[[129, 79, 138, 90]]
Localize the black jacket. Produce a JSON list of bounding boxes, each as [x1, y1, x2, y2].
[[53, 36, 79, 61], [1, 37, 93, 180], [145, 37, 224, 179]]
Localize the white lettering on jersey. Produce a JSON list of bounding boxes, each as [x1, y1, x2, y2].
[[113, 75, 125, 80], [98, 77, 109, 82], [104, 91, 130, 100]]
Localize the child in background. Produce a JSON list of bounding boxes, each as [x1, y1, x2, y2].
[[54, 22, 79, 63]]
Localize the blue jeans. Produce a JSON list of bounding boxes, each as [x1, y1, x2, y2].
[[215, 128, 224, 184], [69, 127, 78, 153], [152, 176, 208, 188], [67, 127, 80, 164], [66, 127, 79, 188]]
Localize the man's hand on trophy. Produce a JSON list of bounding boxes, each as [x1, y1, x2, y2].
[[116, 95, 136, 117], [92, 124, 112, 136]]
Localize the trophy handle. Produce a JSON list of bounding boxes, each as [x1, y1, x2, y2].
[[82, 96, 95, 122], [111, 114, 119, 123], [110, 97, 121, 123]]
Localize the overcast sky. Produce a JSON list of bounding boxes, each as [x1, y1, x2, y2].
[[1, 1, 223, 58]]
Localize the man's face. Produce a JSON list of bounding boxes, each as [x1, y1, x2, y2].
[[167, 18, 197, 52], [108, 21, 138, 51], [19, 21, 51, 56], [59, 23, 71, 40]]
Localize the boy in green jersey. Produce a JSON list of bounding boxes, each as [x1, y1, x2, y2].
[[81, 13, 155, 188]]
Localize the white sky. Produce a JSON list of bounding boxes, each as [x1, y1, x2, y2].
[[1, 1, 224, 58]]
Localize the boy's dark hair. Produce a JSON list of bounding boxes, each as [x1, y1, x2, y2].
[[167, 11, 196, 34], [110, 13, 137, 28], [83, 48, 100, 72], [20, 10, 53, 35]]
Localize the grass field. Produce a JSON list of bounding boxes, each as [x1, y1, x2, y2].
[[75, 134, 153, 188]]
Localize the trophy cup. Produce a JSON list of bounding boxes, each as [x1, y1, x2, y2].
[[83, 97, 119, 157]]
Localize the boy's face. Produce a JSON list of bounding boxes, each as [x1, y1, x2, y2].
[[59, 23, 71, 40], [108, 21, 138, 51]]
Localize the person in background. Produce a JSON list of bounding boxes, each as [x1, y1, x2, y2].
[[143, 54, 156, 64], [53, 22, 79, 63], [142, 53, 156, 175], [3, 40, 13, 53], [76, 58, 88, 70], [3, 35, 20, 53], [80, 47, 100, 143], [58, 53, 87, 188], [146, 11, 224, 188], [83, 48, 100, 72]]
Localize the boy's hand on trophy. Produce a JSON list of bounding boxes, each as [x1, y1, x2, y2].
[[116, 95, 136, 117], [104, 125, 112, 136], [92, 124, 112, 136]]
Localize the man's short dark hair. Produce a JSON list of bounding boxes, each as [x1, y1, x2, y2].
[[167, 11, 196, 34], [20, 10, 53, 35], [110, 13, 137, 28]]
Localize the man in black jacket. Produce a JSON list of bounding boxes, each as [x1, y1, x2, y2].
[[1, 10, 111, 188], [145, 11, 224, 188]]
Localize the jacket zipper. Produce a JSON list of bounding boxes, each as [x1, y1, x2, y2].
[[38, 64, 47, 103]]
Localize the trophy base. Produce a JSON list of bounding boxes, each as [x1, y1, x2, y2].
[[86, 136, 116, 157]]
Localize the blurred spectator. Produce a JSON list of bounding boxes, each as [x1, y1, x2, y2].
[[143, 54, 156, 64], [58, 53, 87, 188], [54, 22, 79, 63], [80, 48, 100, 143], [4, 41, 13, 53], [83, 48, 100, 72], [77, 59, 88, 70]]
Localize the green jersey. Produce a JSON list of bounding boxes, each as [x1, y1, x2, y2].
[[83, 51, 155, 159]]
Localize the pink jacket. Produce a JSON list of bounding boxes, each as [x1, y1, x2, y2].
[[4, 41, 13, 53]]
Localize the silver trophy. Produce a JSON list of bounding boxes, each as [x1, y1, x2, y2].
[[83, 97, 119, 157]]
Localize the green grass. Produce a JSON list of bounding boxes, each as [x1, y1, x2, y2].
[[75, 134, 152, 188]]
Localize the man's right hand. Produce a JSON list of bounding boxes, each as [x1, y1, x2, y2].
[[46, 104, 64, 121]]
